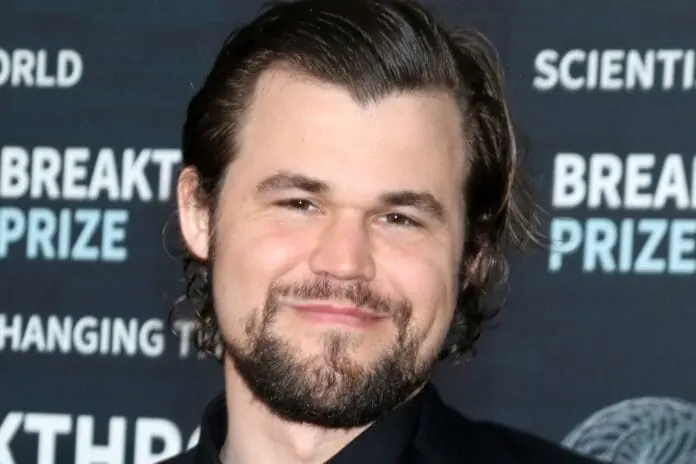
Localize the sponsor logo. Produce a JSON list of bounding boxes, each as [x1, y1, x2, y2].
[[563, 397, 696, 463], [548, 152, 696, 274], [534, 49, 696, 91], [0, 146, 181, 262], [0, 314, 203, 359], [0, 412, 199, 464], [0, 48, 83, 88]]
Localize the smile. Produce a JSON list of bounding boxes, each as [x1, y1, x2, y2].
[[289, 303, 388, 327]]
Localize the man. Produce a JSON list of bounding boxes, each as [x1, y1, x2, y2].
[[164, 0, 600, 463]]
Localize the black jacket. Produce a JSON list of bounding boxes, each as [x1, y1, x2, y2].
[[158, 383, 601, 464]]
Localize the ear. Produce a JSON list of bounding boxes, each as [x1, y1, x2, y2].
[[177, 166, 211, 260]]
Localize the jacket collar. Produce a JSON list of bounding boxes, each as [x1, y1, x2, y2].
[[415, 385, 488, 464], [195, 392, 225, 463]]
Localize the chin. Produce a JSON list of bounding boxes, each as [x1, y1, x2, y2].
[[294, 333, 391, 363]]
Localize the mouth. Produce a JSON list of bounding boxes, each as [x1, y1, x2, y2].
[[288, 302, 388, 327]]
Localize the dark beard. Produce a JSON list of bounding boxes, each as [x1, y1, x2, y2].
[[223, 277, 436, 428]]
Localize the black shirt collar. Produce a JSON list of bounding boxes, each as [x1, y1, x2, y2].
[[195, 386, 429, 464], [195, 392, 226, 463]]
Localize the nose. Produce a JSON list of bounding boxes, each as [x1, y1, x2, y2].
[[309, 214, 376, 281]]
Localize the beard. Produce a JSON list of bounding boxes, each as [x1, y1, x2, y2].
[[222, 276, 437, 429]]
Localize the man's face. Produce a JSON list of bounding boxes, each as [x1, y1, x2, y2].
[[180, 68, 466, 427]]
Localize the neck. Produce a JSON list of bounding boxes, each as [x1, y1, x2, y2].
[[219, 356, 370, 464]]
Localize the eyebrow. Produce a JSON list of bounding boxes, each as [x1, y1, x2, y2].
[[256, 171, 446, 223], [379, 191, 446, 223], [256, 171, 329, 194]]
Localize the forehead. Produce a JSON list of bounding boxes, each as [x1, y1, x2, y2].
[[234, 68, 466, 199]]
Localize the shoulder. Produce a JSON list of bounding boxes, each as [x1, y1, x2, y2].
[[472, 420, 600, 463], [154, 447, 197, 464], [418, 388, 601, 463]]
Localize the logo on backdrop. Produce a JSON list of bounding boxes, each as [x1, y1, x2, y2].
[[547, 152, 696, 275], [0, 146, 181, 263], [562, 397, 696, 464], [0, 48, 83, 88], [0, 313, 204, 358], [0, 411, 199, 464], [533, 49, 696, 91]]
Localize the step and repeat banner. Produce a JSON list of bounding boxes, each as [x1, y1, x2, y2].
[[1, 1, 695, 463]]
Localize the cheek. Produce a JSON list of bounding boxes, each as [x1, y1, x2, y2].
[[211, 216, 310, 334], [380, 240, 458, 337]]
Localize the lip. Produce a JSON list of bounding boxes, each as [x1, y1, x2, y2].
[[290, 303, 386, 327]]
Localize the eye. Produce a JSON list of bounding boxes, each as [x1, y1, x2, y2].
[[273, 199, 318, 212], [381, 212, 422, 228]]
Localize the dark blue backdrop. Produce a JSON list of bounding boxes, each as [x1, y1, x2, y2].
[[2, 1, 695, 463]]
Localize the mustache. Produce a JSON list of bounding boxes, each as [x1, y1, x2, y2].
[[269, 277, 409, 317]]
